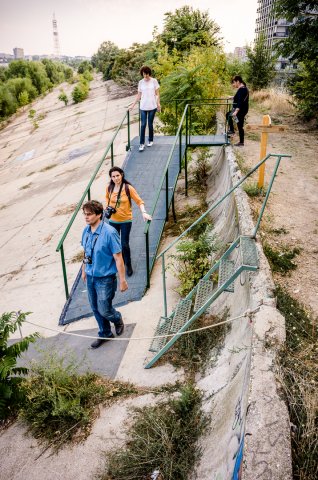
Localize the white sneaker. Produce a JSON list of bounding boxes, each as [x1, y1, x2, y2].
[[139, 144, 145, 151], [147, 141, 153, 147]]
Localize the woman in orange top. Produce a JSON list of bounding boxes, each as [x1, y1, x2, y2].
[[105, 166, 152, 276]]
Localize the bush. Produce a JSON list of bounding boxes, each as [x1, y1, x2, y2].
[[71, 80, 89, 103], [0, 312, 38, 420], [104, 384, 208, 480], [20, 352, 137, 448], [171, 225, 217, 296], [58, 91, 68, 106]]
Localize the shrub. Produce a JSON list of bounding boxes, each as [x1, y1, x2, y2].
[[263, 243, 300, 274], [71, 81, 89, 103], [20, 352, 136, 448], [0, 312, 38, 420], [58, 91, 68, 106], [171, 225, 217, 296], [104, 384, 208, 480]]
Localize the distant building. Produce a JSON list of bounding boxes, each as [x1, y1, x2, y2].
[[13, 47, 24, 59], [233, 47, 247, 62], [254, 0, 295, 70], [0, 52, 14, 63]]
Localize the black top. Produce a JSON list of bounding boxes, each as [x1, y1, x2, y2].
[[234, 86, 249, 115]]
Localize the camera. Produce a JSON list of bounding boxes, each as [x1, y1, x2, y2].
[[104, 206, 116, 219], [83, 255, 92, 264]]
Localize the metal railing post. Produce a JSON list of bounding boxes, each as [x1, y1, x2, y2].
[[60, 245, 69, 299], [186, 104, 189, 146], [87, 187, 91, 201], [165, 170, 169, 221], [175, 100, 178, 134], [189, 105, 192, 145], [185, 148, 188, 197], [162, 254, 167, 317], [253, 155, 282, 238], [127, 110, 130, 151], [111, 143, 114, 167], [146, 231, 150, 288], [179, 125, 182, 173]]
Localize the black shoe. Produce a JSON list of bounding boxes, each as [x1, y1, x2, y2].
[[115, 319, 124, 336], [234, 142, 244, 147], [91, 334, 114, 349], [227, 130, 235, 136], [126, 265, 133, 277]]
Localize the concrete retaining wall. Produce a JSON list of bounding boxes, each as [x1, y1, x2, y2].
[[193, 145, 292, 479]]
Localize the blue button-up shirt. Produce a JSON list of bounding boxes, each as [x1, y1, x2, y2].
[[81, 221, 121, 277]]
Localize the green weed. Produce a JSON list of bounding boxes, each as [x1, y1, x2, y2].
[[275, 286, 317, 480], [243, 181, 267, 197], [263, 243, 300, 274], [20, 352, 137, 449], [103, 383, 208, 480]]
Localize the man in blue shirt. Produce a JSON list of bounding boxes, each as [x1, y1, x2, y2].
[[81, 200, 128, 348]]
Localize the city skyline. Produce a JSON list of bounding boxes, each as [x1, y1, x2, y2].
[[0, 0, 258, 57]]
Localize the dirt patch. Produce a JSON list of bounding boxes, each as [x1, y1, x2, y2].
[[53, 203, 77, 216], [236, 106, 318, 317]]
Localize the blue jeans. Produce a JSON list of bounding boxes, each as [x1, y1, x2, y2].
[[86, 274, 122, 338], [140, 108, 157, 145], [109, 221, 132, 267]]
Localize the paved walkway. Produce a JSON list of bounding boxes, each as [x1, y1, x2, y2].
[[59, 136, 184, 324]]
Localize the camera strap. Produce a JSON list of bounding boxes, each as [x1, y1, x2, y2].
[[107, 181, 124, 208]]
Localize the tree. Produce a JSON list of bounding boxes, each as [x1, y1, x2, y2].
[[18, 90, 29, 107], [91, 41, 120, 80], [159, 46, 227, 133], [275, 1, 318, 64], [0, 312, 38, 419], [160, 6, 221, 53], [58, 90, 68, 106], [246, 35, 276, 90], [77, 60, 93, 74], [275, 1, 318, 121], [111, 42, 157, 86]]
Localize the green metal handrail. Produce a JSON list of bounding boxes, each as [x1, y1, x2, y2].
[[143, 104, 189, 287], [157, 152, 292, 317], [143, 98, 234, 288], [56, 108, 134, 299]]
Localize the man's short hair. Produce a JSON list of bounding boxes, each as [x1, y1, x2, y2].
[[140, 65, 152, 76], [82, 200, 103, 218]]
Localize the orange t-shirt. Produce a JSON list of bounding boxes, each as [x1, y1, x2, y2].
[[105, 184, 144, 223]]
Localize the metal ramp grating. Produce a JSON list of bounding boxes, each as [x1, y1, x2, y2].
[[149, 316, 172, 353], [218, 258, 235, 292], [194, 279, 214, 311], [170, 299, 192, 333], [240, 236, 258, 267]]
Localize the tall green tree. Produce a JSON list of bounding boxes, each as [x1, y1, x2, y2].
[[246, 34, 276, 90], [275, 1, 318, 64], [91, 41, 120, 80], [111, 42, 157, 85], [160, 6, 221, 53], [275, 1, 318, 121]]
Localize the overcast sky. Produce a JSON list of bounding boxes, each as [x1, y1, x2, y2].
[[0, 0, 258, 57]]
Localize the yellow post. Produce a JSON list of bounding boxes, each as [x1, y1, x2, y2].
[[258, 114, 271, 188]]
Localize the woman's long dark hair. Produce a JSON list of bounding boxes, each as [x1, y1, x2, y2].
[[108, 166, 133, 204], [232, 75, 247, 87]]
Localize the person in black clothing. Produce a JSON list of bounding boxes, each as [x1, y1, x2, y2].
[[227, 75, 249, 146]]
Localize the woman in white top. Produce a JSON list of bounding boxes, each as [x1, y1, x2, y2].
[[130, 66, 160, 152]]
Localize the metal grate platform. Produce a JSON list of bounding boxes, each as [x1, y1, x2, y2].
[[240, 236, 258, 267], [169, 299, 192, 334], [194, 279, 214, 311], [149, 316, 172, 353], [218, 258, 235, 292]]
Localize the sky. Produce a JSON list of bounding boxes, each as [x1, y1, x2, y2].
[[0, 0, 258, 57]]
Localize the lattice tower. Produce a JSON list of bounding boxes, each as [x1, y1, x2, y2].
[[52, 13, 60, 57]]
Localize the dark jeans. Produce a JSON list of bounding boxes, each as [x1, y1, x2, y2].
[[86, 274, 122, 338], [226, 111, 246, 144], [109, 221, 132, 268], [140, 108, 157, 145]]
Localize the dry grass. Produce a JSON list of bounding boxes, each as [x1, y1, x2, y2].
[[53, 203, 77, 216], [251, 88, 295, 116]]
